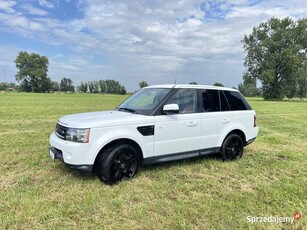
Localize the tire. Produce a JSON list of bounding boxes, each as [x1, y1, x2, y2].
[[96, 144, 139, 185], [220, 134, 244, 161]]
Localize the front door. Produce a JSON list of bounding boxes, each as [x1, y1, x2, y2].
[[154, 89, 201, 161]]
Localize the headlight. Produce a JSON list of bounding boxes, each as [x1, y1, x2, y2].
[[65, 128, 90, 143]]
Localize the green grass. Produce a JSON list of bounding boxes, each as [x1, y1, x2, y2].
[[0, 93, 306, 229]]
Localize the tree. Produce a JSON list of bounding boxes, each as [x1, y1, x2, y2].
[[39, 76, 52, 93], [213, 82, 224, 87], [242, 17, 307, 100], [297, 58, 307, 99], [60, 77, 75, 92], [139, 81, 148, 88], [18, 79, 32, 92], [88, 81, 100, 93], [0, 82, 8, 91], [99, 80, 106, 93], [78, 82, 88, 93], [297, 76, 307, 99], [50, 81, 59, 91], [120, 85, 126, 95], [238, 73, 262, 97], [104, 79, 126, 94], [15, 51, 50, 92]]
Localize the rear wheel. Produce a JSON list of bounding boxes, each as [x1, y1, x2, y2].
[[96, 144, 139, 185], [221, 134, 244, 161]]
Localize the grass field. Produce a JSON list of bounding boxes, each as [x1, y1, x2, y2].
[[0, 92, 306, 229]]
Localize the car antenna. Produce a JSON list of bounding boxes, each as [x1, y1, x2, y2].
[[174, 64, 179, 84]]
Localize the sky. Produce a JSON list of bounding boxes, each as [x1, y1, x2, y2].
[[0, 0, 306, 91]]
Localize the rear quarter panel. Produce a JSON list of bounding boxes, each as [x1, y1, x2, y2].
[[232, 110, 258, 142]]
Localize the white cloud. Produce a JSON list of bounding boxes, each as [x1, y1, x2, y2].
[[226, 6, 288, 20], [38, 0, 55, 9], [0, 13, 46, 37], [21, 5, 48, 16], [0, 0, 16, 13]]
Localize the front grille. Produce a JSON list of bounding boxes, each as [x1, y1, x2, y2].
[[55, 123, 67, 140]]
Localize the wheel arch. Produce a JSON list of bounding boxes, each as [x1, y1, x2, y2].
[[223, 129, 247, 146], [93, 138, 144, 171]]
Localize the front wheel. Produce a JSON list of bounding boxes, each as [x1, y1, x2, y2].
[[221, 134, 244, 161], [96, 144, 139, 185]]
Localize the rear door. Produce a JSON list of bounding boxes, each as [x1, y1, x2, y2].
[[200, 90, 234, 152]]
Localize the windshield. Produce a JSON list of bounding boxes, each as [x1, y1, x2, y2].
[[116, 88, 172, 115]]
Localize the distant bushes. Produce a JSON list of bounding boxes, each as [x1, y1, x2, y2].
[[77, 80, 126, 95]]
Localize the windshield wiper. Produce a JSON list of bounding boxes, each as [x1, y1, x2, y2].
[[117, 107, 136, 113]]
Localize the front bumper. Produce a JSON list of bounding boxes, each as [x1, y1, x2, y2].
[[49, 146, 93, 173], [49, 146, 63, 161], [49, 132, 94, 173]]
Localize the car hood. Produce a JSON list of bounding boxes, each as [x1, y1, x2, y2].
[[58, 110, 154, 128]]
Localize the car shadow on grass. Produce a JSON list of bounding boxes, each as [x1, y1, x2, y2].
[[141, 152, 221, 172], [57, 164, 97, 181], [54, 152, 222, 183]]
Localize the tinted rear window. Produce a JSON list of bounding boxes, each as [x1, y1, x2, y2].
[[202, 89, 220, 112], [223, 91, 251, 110]]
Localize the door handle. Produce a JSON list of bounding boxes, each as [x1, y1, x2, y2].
[[221, 119, 230, 124], [187, 121, 198, 127]]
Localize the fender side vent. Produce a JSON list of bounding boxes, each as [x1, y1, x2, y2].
[[137, 125, 155, 136]]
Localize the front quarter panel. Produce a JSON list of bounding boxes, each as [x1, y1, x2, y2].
[[89, 124, 154, 164]]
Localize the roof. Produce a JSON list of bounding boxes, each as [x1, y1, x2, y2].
[[146, 84, 238, 91]]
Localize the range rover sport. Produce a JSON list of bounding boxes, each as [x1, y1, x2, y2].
[[49, 84, 259, 184]]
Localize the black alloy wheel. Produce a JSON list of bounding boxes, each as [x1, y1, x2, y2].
[[110, 147, 138, 181], [96, 144, 139, 185], [221, 134, 244, 161]]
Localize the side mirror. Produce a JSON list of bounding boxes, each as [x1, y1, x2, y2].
[[163, 104, 179, 114]]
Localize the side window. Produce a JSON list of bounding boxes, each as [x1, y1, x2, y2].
[[202, 90, 220, 112], [167, 89, 197, 114], [220, 91, 231, 111], [223, 91, 249, 110]]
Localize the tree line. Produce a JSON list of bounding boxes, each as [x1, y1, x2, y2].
[[13, 51, 127, 94], [0, 82, 17, 91], [78, 80, 126, 94]]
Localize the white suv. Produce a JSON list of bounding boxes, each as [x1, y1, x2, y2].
[[49, 84, 259, 184]]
